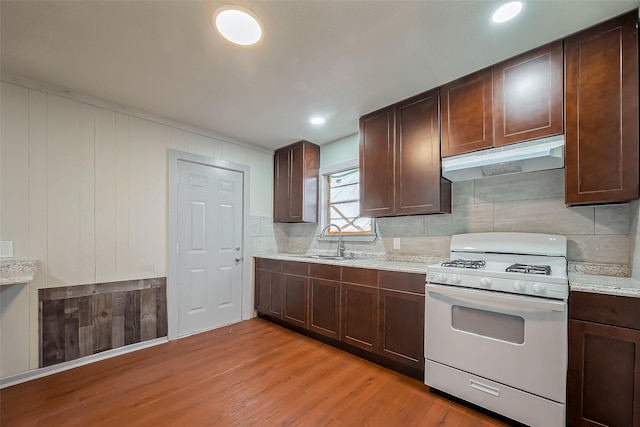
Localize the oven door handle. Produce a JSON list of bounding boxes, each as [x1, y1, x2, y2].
[[426, 283, 566, 312]]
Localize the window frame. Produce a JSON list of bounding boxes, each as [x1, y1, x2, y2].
[[317, 159, 377, 243]]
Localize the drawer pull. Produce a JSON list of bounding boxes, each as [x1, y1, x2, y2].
[[469, 380, 500, 397]]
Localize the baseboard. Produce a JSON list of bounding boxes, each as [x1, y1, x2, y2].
[[0, 337, 168, 389]]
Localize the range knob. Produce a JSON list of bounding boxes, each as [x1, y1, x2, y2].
[[513, 281, 526, 292], [452, 274, 462, 284], [438, 273, 448, 283], [532, 282, 547, 295], [480, 277, 492, 288]]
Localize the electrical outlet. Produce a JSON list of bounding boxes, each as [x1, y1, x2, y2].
[[393, 238, 401, 250], [0, 241, 14, 258]]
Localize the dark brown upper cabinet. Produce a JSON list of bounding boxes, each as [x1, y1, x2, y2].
[[442, 42, 564, 158], [359, 106, 395, 217], [565, 10, 639, 205], [360, 89, 451, 218], [441, 68, 494, 157], [274, 140, 320, 223], [494, 41, 564, 147]]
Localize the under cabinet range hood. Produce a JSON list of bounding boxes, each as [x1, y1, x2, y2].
[[441, 136, 565, 182]]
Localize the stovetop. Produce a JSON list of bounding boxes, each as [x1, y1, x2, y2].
[[426, 232, 569, 300]]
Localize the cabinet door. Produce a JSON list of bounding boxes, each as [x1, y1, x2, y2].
[[395, 89, 450, 215], [273, 141, 319, 223], [378, 289, 424, 369], [288, 143, 303, 221], [441, 67, 494, 157], [565, 11, 639, 205], [255, 269, 271, 314], [255, 269, 283, 318], [568, 319, 640, 427], [268, 271, 283, 319], [494, 41, 563, 146], [359, 106, 395, 217], [283, 274, 308, 329], [309, 277, 340, 340], [273, 148, 291, 222], [341, 282, 378, 352]]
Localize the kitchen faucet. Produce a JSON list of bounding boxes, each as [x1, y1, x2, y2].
[[320, 223, 344, 258]]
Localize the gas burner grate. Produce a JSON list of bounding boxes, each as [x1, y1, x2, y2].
[[441, 259, 486, 269], [506, 263, 551, 275]]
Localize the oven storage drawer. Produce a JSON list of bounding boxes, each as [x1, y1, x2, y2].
[[426, 360, 565, 427]]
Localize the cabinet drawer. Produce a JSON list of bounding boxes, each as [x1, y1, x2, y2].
[[309, 263, 341, 281], [379, 271, 425, 294], [283, 260, 309, 276], [570, 291, 640, 330], [342, 266, 378, 287], [256, 258, 283, 273]]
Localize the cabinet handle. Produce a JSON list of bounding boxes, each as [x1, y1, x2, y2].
[[469, 380, 500, 397]]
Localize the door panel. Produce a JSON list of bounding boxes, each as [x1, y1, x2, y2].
[[309, 277, 340, 339], [565, 12, 639, 204], [359, 106, 395, 217], [395, 89, 445, 214], [341, 282, 378, 352], [494, 41, 563, 146], [441, 68, 494, 157], [177, 160, 243, 336]]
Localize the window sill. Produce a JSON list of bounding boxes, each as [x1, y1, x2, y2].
[[316, 234, 378, 243]]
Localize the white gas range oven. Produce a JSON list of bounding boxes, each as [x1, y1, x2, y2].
[[425, 232, 568, 427]]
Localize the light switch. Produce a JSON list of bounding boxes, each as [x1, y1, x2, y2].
[[0, 241, 14, 258]]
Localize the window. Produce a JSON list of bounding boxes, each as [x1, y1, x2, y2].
[[319, 160, 376, 241]]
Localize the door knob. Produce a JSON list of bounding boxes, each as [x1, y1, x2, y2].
[[235, 247, 241, 251], [235, 257, 243, 262]]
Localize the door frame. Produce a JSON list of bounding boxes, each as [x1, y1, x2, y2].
[[167, 149, 251, 340]]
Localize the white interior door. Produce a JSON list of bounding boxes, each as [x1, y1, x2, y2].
[[177, 160, 243, 336]]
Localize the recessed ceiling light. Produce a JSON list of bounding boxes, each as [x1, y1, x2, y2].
[[491, 1, 523, 23], [310, 117, 326, 125], [214, 5, 263, 46]]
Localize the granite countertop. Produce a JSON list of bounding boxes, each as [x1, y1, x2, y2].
[[568, 273, 640, 298], [256, 253, 640, 299], [254, 253, 438, 275], [0, 260, 38, 286]]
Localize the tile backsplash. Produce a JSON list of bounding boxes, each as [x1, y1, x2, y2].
[[253, 169, 636, 277]]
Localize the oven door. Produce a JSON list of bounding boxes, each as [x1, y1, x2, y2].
[[425, 283, 567, 403]]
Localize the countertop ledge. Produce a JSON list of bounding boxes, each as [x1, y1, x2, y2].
[[253, 253, 440, 275], [0, 260, 38, 286], [568, 273, 640, 298]]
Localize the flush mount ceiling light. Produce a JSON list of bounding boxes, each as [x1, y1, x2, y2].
[[310, 117, 326, 125], [491, 1, 523, 23], [214, 5, 263, 46]]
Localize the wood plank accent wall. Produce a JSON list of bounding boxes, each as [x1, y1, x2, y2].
[[39, 278, 166, 367]]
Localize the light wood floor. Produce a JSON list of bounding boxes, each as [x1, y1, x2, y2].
[[0, 318, 510, 426]]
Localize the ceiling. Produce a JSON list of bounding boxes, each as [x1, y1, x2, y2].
[[2, 1, 639, 151]]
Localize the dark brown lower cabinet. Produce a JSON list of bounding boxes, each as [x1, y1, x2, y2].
[[254, 259, 283, 318], [254, 258, 426, 377], [341, 282, 378, 352], [283, 274, 308, 328], [568, 292, 640, 427], [378, 289, 424, 370], [309, 277, 340, 340]]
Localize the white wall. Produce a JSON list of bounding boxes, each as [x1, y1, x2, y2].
[[320, 134, 359, 169], [0, 80, 274, 378]]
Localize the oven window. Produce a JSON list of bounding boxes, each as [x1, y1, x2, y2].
[[451, 306, 525, 344]]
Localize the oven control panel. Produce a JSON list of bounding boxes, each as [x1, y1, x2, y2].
[[426, 270, 568, 300]]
